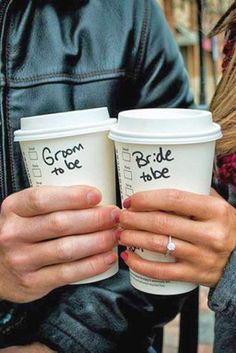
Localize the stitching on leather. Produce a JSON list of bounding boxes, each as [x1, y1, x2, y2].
[[134, 0, 149, 80], [9, 69, 128, 83], [43, 322, 91, 353], [1, 312, 27, 335], [5, 4, 17, 193]]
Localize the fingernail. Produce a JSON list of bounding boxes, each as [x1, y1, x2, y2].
[[114, 228, 123, 242], [111, 208, 120, 224], [123, 197, 131, 209], [120, 251, 128, 262], [104, 252, 117, 265], [87, 190, 101, 205]]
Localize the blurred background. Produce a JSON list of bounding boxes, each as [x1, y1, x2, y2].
[[159, 0, 233, 106], [155, 1, 234, 352]]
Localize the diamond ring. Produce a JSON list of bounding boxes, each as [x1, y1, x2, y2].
[[165, 236, 176, 256]]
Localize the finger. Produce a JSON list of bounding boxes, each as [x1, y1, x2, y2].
[[0, 343, 56, 353], [123, 189, 217, 219], [119, 230, 196, 260], [3, 185, 102, 217], [120, 251, 197, 283], [120, 210, 208, 245], [31, 251, 118, 288], [18, 206, 120, 242], [24, 229, 118, 270], [0, 348, 26, 353]]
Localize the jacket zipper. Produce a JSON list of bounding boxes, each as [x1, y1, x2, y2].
[[0, 1, 9, 31], [0, 0, 13, 202]]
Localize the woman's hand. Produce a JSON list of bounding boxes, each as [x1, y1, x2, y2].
[[119, 188, 236, 287]]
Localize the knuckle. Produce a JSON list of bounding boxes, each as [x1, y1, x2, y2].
[[149, 235, 166, 252], [29, 187, 45, 213], [1, 197, 13, 215], [119, 210, 129, 226], [88, 258, 101, 275], [58, 266, 71, 285], [155, 266, 166, 279], [203, 267, 220, 287], [121, 229, 133, 244], [0, 230, 9, 248], [212, 228, 227, 251], [154, 268, 164, 280], [5, 250, 28, 273], [154, 213, 169, 233], [0, 223, 15, 247], [20, 272, 34, 290], [216, 200, 230, 219], [94, 208, 108, 229], [56, 239, 74, 261], [7, 253, 20, 270], [204, 252, 217, 269], [149, 266, 166, 280], [49, 213, 68, 235], [213, 234, 225, 252], [204, 223, 220, 243], [167, 189, 185, 203], [98, 232, 112, 250]]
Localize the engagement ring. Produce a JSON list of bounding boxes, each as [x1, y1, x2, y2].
[[165, 236, 176, 256]]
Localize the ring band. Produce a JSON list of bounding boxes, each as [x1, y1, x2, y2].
[[165, 236, 176, 256]]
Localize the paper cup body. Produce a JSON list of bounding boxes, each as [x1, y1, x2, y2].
[[14, 108, 118, 284], [114, 141, 215, 295], [109, 108, 222, 295]]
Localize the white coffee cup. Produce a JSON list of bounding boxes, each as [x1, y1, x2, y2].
[[109, 108, 222, 295], [14, 107, 118, 284]]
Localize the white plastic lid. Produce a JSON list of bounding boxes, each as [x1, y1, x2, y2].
[[14, 107, 117, 141], [109, 108, 222, 144]]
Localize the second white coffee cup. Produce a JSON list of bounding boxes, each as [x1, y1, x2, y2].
[[109, 108, 222, 295], [14, 107, 118, 284]]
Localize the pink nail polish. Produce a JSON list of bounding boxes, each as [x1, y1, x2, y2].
[[114, 228, 122, 242], [123, 197, 131, 209], [120, 251, 128, 262], [111, 208, 120, 224]]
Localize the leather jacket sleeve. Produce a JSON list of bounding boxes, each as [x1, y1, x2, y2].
[[208, 251, 236, 318], [208, 251, 236, 353], [208, 179, 236, 351]]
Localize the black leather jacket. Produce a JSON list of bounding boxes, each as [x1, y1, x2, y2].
[[0, 0, 193, 201], [0, 0, 194, 350]]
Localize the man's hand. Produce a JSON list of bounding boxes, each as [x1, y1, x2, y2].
[[0, 185, 120, 302], [119, 188, 236, 287], [0, 342, 56, 353]]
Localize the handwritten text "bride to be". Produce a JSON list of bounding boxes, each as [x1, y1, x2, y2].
[[132, 147, 174, 183], [42, 143, 84, 175]]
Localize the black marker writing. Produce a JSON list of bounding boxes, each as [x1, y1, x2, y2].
[[140, 167, 170, 182], [132, 147, 174, 169], [42, 143, 84, 175], [128, 246, 144, 253], [132, 147, 174, 183]]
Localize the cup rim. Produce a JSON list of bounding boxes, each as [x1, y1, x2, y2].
[[109, 108, 222, 144], [14, 118, 117, 142]]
